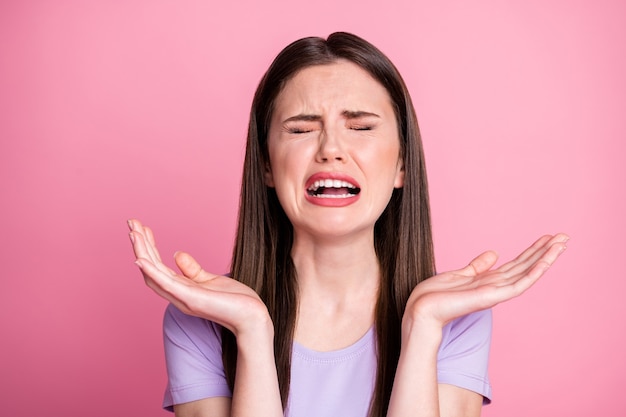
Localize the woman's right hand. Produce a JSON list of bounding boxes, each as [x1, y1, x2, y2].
[[128, 219, 272, 339]]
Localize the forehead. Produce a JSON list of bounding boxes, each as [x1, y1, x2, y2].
[[272, 60, 394, 118]]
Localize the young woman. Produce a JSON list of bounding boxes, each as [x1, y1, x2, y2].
[[128, 32, 568, 417]]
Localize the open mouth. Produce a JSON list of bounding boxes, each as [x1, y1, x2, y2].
[[306, 179, 361, 199]]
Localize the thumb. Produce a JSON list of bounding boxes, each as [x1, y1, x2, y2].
[[174, 251, 204, 281], [464, 250, 499, 276]]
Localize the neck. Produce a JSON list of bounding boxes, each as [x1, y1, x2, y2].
[[291, 228, 380, 299], [290, 228, 380, 350]]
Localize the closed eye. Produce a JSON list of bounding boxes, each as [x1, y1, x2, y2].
[[282, 114, 321, 135], [350, 125, 374, 131], [288, 128, 313, 134], [284, 121, 320, 135]]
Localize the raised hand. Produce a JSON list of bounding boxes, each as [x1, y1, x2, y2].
[[403, 234, 569, 331], [128, 219, 272, 337]]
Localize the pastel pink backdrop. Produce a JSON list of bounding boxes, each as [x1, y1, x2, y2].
[[1, 1, 624, 416]]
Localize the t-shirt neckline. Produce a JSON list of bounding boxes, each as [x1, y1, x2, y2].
[[292, 326, 375, 361]]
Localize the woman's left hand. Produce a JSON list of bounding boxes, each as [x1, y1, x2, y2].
[[403, 233, 569, 332]]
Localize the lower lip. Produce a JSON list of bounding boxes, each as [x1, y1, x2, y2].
[[304, 193, 360, 207]]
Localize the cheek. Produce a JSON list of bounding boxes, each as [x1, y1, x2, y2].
[[267, 148, 302, 194], [374, 144, 403, 188], [268, 139, 316, 177]]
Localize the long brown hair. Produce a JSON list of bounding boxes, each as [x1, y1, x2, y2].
[[226, 32, 435, 416]]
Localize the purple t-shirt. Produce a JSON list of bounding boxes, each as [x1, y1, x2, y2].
[[162, 304, 492, 415]]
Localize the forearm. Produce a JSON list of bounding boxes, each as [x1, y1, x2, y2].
[[231, 321, 283, 417], [386, 320, 443, 417]]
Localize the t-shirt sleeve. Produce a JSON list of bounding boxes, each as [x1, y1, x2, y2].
[[436, 308, 493, 404], [162, 303, 232, 412]]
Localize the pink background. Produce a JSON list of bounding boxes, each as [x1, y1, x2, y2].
[[1, 0, 624, 415]]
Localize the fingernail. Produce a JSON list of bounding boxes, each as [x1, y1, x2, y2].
[[127, 219, 134, 230], [134, 260, 142, 268], [129, 232, 135, 244]]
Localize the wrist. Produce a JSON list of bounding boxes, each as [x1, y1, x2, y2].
[[235, 314, 275, 355], [401, 315, 443, 351]]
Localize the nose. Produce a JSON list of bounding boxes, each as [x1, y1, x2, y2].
[[316, 128, 347, 163]]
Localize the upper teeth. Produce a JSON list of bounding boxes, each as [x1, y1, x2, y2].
[[308, 179, 357, 191]]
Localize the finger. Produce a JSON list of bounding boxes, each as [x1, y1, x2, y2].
[[130, 228, 177, 276], [128, 219, 148, 236], [129, 227, 154, 262], [137, 256, 239, 327], [143, 226, 164, 263], [458, 250, 499, 277], [128, 219, 151, 259], [501, 233, 569, 277], [175, 251, 217, 283], [533, 239, 568, 269], [497, 234, 553, 273], [505, 259, 552, 298], [135, 258, 197, 314], [465, 261, 548, 309], [494, 240, 567, 295], [129, 224, 149, 260], [143, 225, 157, 247], [129, 221, 159, 264]]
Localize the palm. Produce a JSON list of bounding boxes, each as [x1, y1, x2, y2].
[[128, 219, 269, 336], [405, 234, 568, 327]]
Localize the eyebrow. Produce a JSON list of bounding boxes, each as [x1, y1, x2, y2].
[[342, 110, 380, 119], [283, 114, 322, 123], [282, 110, 380, 124]]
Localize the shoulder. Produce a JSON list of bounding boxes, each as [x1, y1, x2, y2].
[[163, 303, 225, 366], [437, 309, 493, 403], [440, 309, 492, 352], [162, 304, 232, 410], [163, 303, 223, 341]]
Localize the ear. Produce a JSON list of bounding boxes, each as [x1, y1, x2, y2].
[[264, 162, 275, 187], [393, 158, 405, 188]]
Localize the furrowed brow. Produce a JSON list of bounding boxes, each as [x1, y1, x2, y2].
[[342, 110, 380, 119], [283, 114, 322, 123]]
